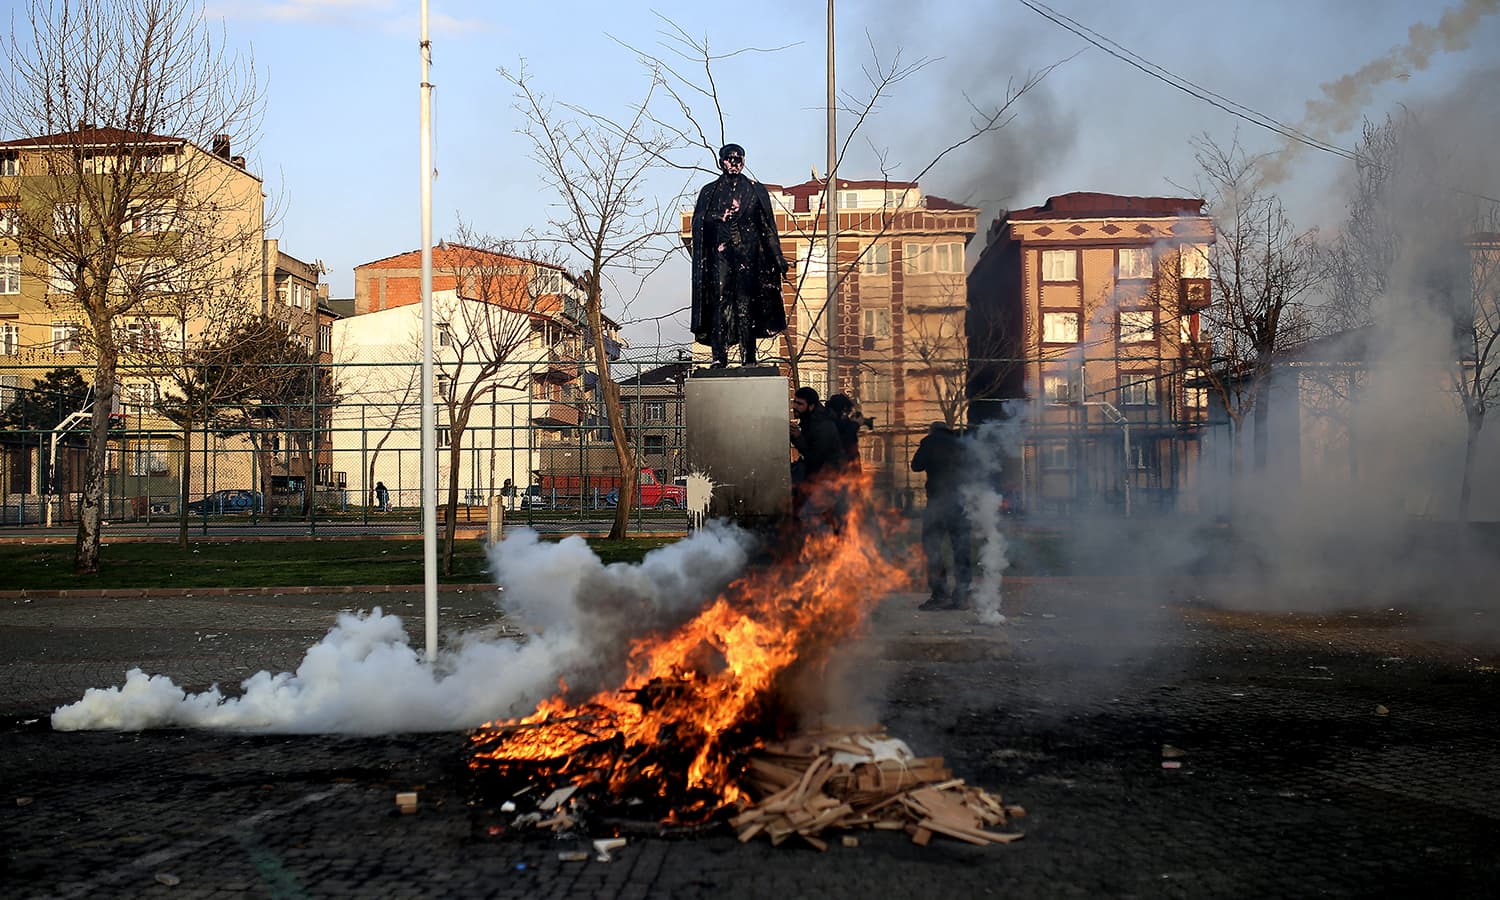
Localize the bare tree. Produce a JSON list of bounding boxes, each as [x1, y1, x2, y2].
[[156, 314, 311, 545], [1175, 135, 1322, 472], [1, 0, 263, 572], [1457, 229, 1500, 519], [432, 228, 567, 573], [504, 65, 679, 540]]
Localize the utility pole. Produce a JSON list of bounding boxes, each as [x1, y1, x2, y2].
[[825, 0, 838, 394], [419, 0, 438, 659]]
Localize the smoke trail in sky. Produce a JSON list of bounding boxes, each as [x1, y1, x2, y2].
[[1262, 0, 1498, 184]]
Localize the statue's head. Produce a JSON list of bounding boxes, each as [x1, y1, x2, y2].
[[718, 143, 745, 175]]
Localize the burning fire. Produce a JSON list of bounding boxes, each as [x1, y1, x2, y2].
[[468, 471, 911, 821]]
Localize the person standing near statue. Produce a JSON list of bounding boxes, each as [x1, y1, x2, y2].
[[690, 143, 789, 368], [911, 421, 972, 610]]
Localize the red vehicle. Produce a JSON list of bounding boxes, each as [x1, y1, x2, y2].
[[537, 467, 686, 509]]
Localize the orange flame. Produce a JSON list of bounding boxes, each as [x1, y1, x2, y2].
[[469, 470, 912, 819]]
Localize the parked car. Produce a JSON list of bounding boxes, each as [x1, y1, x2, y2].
[[517, 485, 552, 509], [186, 489, 264, 515]]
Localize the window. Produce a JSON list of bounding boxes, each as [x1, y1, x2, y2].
[[1180, 244, 1210, 279], [903, 242, 965, 274], [49, 261, 75, 294], [1128, 441, 1155, 471], [1118, 247, 1152, 280], [800, 240, 831, 285], [859, 243, 889, 276], [436, 323, 452, 347], [136, 154, 163, 173], [0, 255, 18, 294], [0, 153, 18, 176], [643, 400, 665, 422], [884, 189, 908, 208], [1119, 310, 1155, 343], [1042, 311, 1079, 343], [861, 370, 891, 403], [1041, 249, 1076, 282], [436, 374, 450, 399], [436, 427, 450, 448], [125, 200, 175, 234], [123, 382, 158, 412], [0, 374, 18, 406], [0, 206, 17, 236], [52, 321, 80, 353], [1043, 373, 1077, 404], [838, 191, 861, 209], [318, 324, 332, 353], [643, 434, 666, 455], [530, 269, 564, 296], [121, 320, 162, 352], [1041, 440, 1072, 469], [129, 443, 170, 476], [1120, 373, 1157, 405], [0, 323, 17, 355], [54, 203, 80, 236], [862, 306, 891, 338], [1185, 367, 1208, 409]]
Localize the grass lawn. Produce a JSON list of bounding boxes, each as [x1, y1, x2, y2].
[[0, 535, 679, 592]]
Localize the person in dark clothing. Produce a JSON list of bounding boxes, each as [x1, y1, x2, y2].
[[826, 393, 863, 473], [690, 143, 790, 368], [790, 387, 844, 482], [373, 481, 390, 513], [910, 421, 972, 610]]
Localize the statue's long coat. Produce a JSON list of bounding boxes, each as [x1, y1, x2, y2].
[[690, 174, 788, 345]]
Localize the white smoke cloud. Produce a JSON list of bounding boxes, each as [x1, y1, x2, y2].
[[51, 523, 754, 733], [961, 418, 1028, 625]]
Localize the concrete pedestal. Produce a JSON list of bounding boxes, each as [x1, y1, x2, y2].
[[684, 367, 791, 527]]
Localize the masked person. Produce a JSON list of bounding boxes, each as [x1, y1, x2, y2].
[[911, 421, 972, 610], [789, 386, 845, 520], [826, 393, 864, 474], [690, 143, 789, 367]]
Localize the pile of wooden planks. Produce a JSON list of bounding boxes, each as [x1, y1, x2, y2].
[[729, 727, 1025, 850]]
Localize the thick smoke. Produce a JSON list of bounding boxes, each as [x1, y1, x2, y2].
[[51, 524, 754, 733], [1169, 65, 1500, 613]]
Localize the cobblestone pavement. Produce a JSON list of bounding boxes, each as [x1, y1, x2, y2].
[[4, 580, 1500, 898]]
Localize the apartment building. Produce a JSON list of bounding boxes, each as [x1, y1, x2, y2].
[[346, 247, 623, 505], [681, 177, 979, 501], [0, 127, 276, 516], [968, 192, 1216, 514], [616, 360, 691, 482]]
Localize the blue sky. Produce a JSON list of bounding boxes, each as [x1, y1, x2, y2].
[[211, 0, 1500, 353]]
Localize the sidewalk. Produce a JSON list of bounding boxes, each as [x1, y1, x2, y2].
[[4, 581, 1500, 898]]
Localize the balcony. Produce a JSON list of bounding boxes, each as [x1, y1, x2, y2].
[[537, 349, 579, 384], [532, 401, 581, 427], [1179, 279, 1211, 313]]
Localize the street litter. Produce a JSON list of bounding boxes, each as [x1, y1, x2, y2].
[[395, 791, 418, 814], [731, 726, 1025, 850], [594, 838, 627, 861]]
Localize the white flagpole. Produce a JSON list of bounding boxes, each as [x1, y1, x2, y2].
[[419, 0, 438, 660]]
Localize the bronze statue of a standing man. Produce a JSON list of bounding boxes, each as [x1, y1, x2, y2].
[[690, 143, 789, 368]]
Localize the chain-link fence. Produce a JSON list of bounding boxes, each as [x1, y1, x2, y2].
[[0, 344, 1226, 531]]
